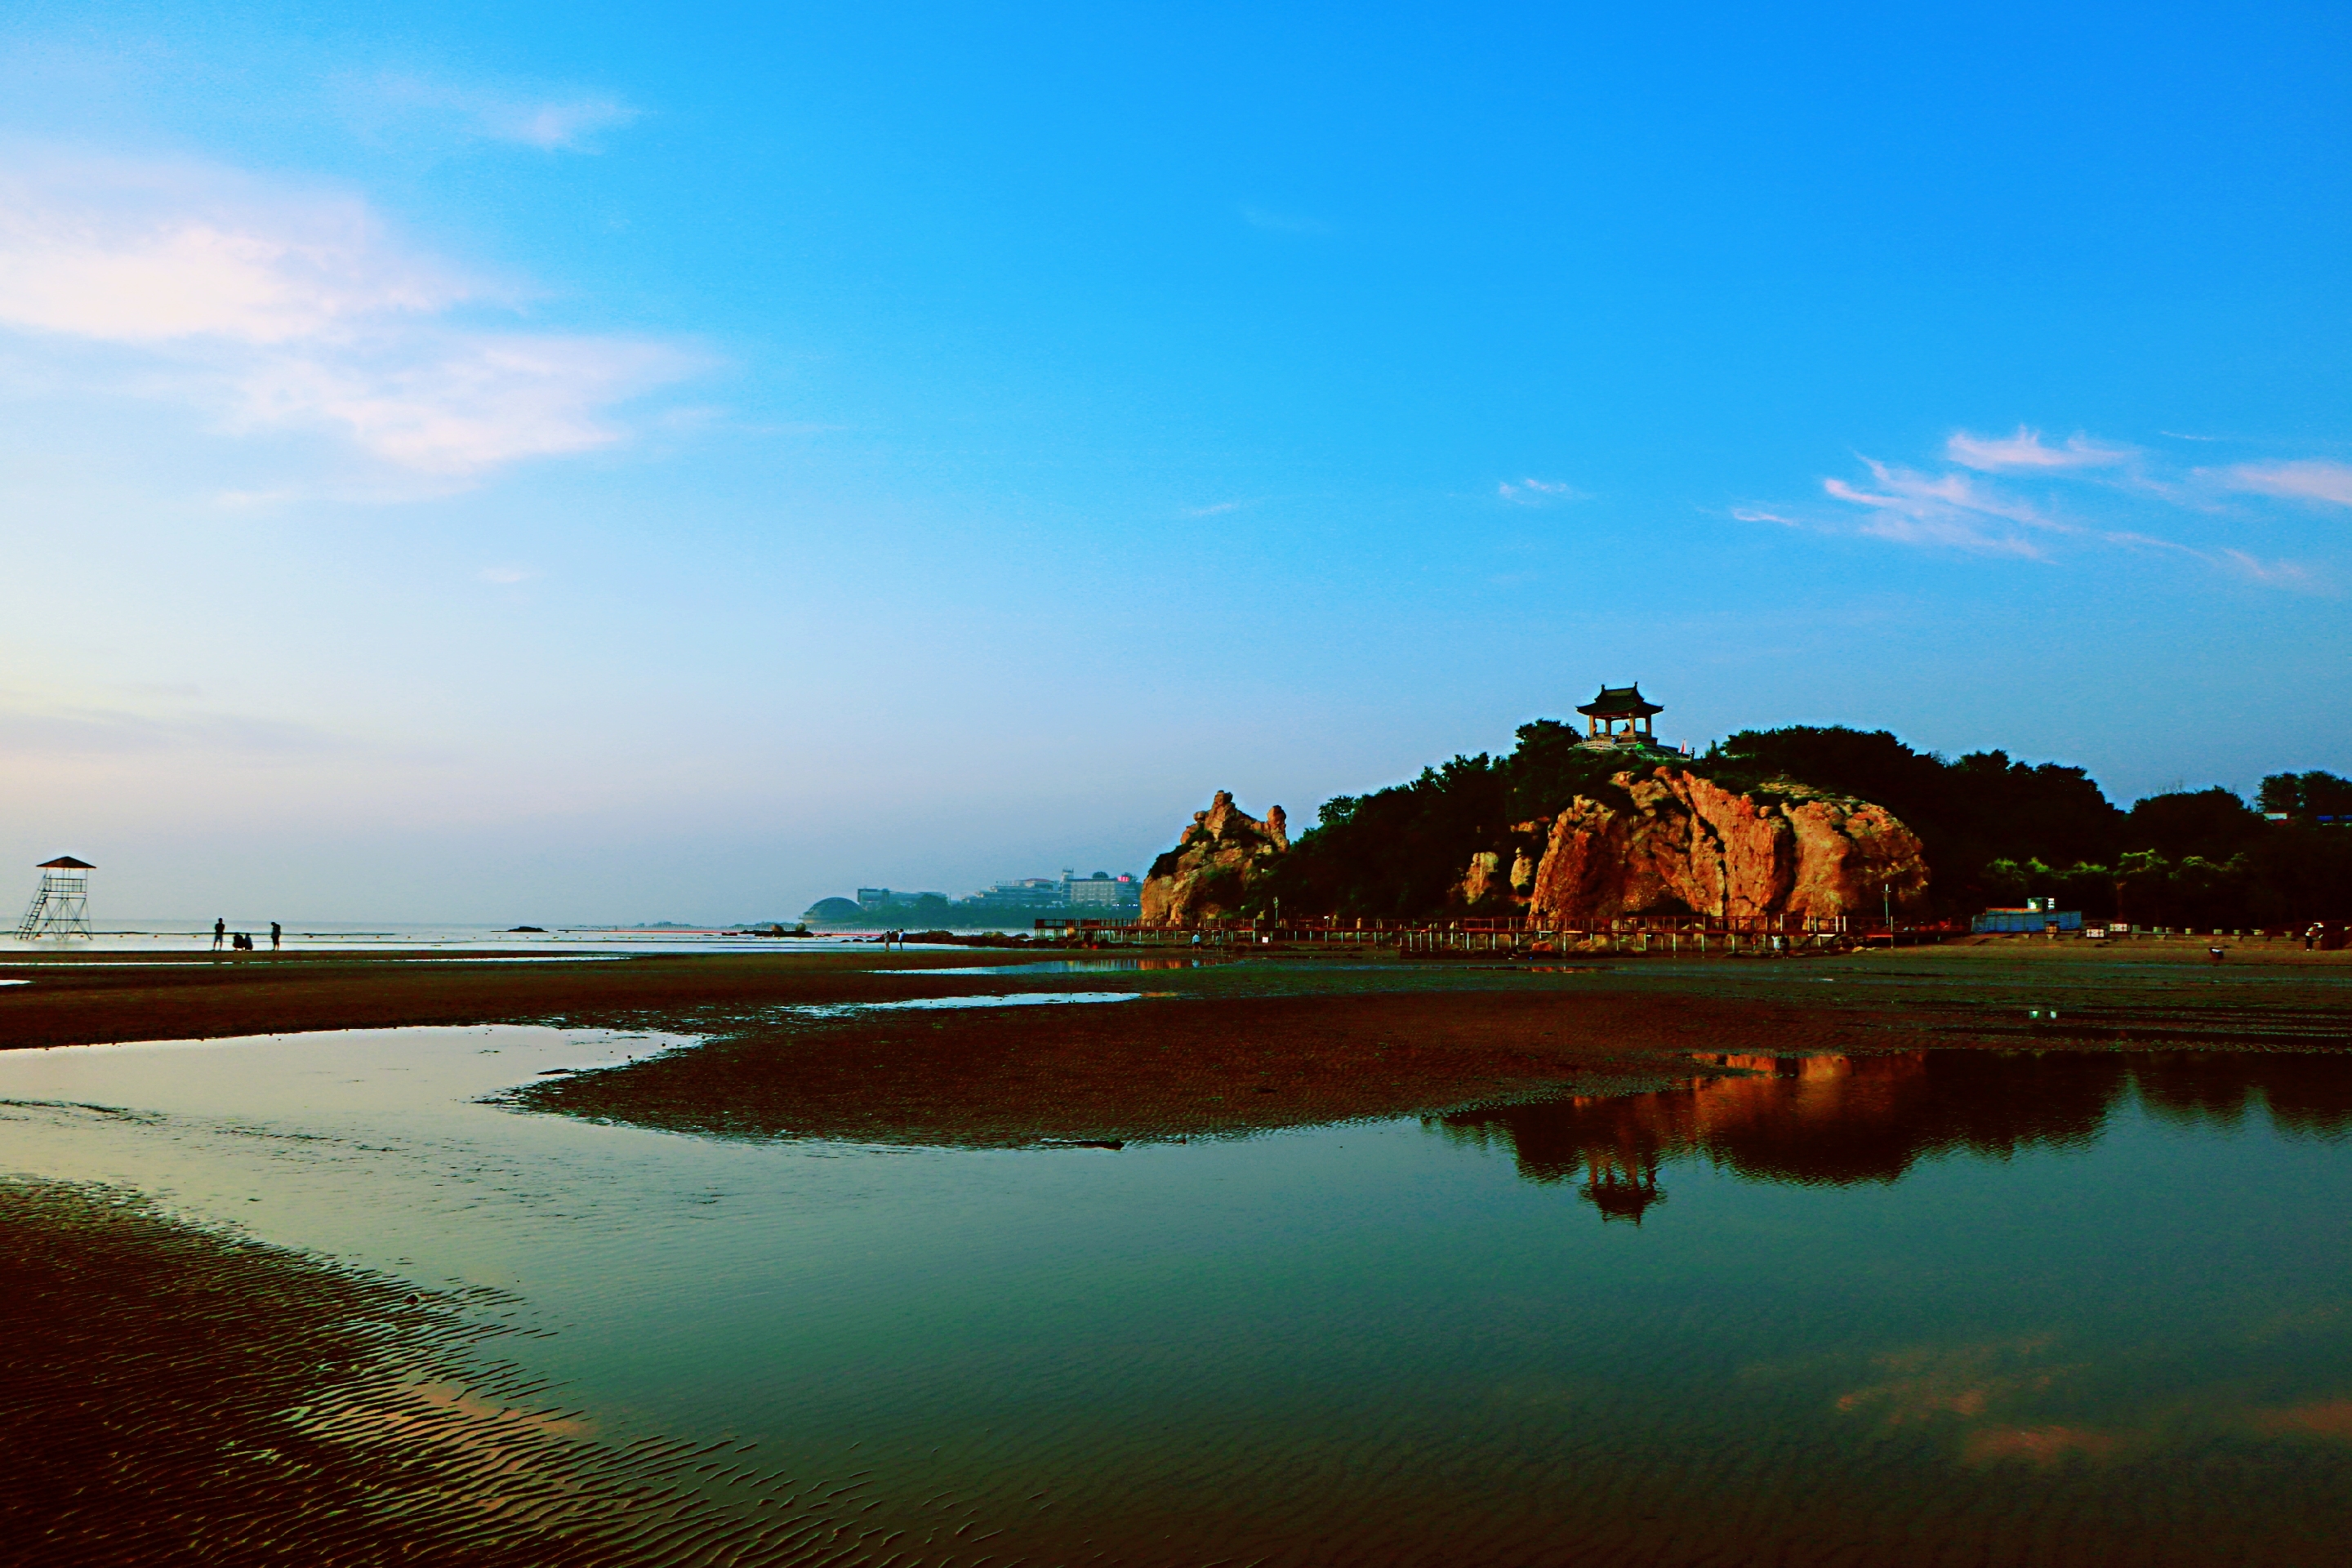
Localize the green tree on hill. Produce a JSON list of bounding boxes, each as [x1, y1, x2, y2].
[[2260, 771, 2352, 818]]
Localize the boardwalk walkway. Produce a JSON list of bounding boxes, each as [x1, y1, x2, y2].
[[1033, 913, 1965, 953]]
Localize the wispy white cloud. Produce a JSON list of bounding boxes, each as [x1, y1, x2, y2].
[[363, 76, 641, 153], [1821, 459, 2057, 556], [0, 152, 700, 479], [223, 333, 694, 474], [2215, 549, 2327, 590], [479, 564, 537, 584], [0, 698, 353, 759], [1239, 204, 1332, 235], [1758, 428, 2340, 591], [0, 161, 466, 344], [2216, 459, 2352, 508], [1497, 477, 1586, 506], [1180, 499, 1248, 518], [1945, 425, 2131, 472]]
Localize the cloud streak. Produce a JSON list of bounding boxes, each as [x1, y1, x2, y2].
[[1820, 460, 2055, 557], [1498, 477, 1585, 506], [1738, 425, 2338, 593], [1239, 205, 1332, 235], [1946, 426, 2132, 472], [0, 153, 698, 479], [368, 76, 642, 152], [2217, 459, 2352, 508]]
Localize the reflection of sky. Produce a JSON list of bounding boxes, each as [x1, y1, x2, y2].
[[2, 1031, 2348, 1561]]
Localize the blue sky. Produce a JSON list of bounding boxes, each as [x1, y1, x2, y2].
[[2, 2, 2348, 921]]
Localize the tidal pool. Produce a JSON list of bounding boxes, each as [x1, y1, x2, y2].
[[2, 1027, 2348, 1566]]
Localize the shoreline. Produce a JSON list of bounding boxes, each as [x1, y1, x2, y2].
[[3, 943, 2343, 1145]]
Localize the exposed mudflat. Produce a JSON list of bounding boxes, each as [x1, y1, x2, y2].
[[3, 940, 2350, 1566], [0, 1179, 767, 1567]]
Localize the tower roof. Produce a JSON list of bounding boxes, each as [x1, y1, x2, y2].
[[1575, 684, 1663, 719], [38, 856, 93, 870]]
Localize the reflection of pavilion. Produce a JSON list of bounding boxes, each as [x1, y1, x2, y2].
[[1579, 1143, 1665, 1223], [1437, 1049, 2157, 1220]]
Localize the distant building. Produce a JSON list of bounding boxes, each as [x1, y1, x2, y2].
[[857, 888, 948, 911], [957, 871, 1142, 914], [1067, 871, 1141, 908], [962, 878, 1066, 913], [1973, 899, 2083, 934]]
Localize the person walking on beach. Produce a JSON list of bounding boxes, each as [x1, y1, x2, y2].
[[270, 921, 282, 951], [212, 917, 225, 951]]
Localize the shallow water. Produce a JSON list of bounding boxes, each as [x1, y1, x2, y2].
[[3, 1028, 2350, 1565], [0, 923, 926, 955]]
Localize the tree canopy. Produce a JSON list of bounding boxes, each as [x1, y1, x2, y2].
[[1234, 720, 2351, 925]]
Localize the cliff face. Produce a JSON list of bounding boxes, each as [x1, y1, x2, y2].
[[1141, 791, 1289, 926], [1524, 766, 1927, 924]]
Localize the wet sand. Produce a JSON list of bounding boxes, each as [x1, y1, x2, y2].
[[0, 1179, 755, 1566], [0, 948, 1024, 1049], [5, 944, 2347, 1147], [504, 986, 1910, 1146]]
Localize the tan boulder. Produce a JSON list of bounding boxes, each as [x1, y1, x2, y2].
[[1521, 767, 1927, 925], [1457, 852, 1503, 906]]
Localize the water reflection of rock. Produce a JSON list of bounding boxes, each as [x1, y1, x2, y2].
[[1437, 1052, 2352, 1222]]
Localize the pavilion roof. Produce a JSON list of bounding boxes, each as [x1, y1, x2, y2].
[[38, 856, 93, 869], [1575, 684, 1663, 719]]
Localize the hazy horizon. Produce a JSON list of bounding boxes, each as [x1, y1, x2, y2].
[[4, 2, 2347, 924]]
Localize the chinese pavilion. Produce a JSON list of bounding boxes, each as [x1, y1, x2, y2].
[[1575, 684, 1664, 748]]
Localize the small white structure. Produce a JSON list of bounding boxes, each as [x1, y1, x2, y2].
[[16, 856, 93, 939]]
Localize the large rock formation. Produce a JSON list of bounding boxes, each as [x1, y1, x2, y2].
[[1140, 791, 1289, 926], [1524, 767, 1927, 924]]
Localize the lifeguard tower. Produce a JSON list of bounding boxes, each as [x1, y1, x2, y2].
[[16, 857, 94, 940], [1576, 684, 1664, 749]]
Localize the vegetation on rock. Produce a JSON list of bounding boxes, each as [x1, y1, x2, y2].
[[1141, 791, 1291, 925], [1235, 719, 2350, 925]]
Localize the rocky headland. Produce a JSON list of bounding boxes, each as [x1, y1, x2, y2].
[[1141, 791, 1289, 925], [1144, 760, 1928, 926]]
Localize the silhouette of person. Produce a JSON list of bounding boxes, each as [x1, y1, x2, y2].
[[212, 918, 226, 951], [270, 922, 282, 951]]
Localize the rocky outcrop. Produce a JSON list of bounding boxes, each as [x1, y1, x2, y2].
[[1524, 767, 1927, 924], [1141, 791, 1289, 926], [1454, 830, 1548, 910]]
